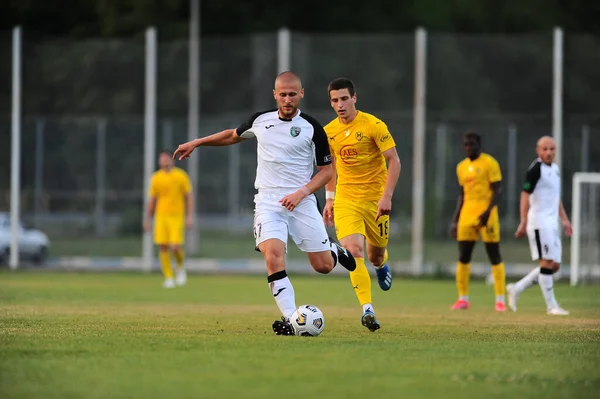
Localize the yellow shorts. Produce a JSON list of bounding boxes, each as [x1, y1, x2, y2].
[[153, 216, 185, 245], [457, 206, 500, 243], [334, 199, 389, 248]]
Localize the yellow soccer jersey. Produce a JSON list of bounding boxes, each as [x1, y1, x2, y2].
[[456, 153, 502, 205], [324, 111, 395, 200], [149, 167, 191, 217]]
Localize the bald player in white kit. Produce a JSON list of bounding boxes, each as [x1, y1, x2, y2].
[[508, 136, 573, 315], [173, 71, 356, 335]]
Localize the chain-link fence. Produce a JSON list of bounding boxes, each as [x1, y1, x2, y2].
[[0, 30, 598, 265]]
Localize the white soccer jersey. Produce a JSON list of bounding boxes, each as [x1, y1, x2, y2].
[[236, 109, 331, 192], [522, 159, 561, 230]]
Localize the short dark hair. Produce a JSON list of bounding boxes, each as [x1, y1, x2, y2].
[[328, 77, 356, 97], [159, 149, 172, 156], [463, 131, 481, 146]]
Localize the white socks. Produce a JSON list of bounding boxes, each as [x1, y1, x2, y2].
[[516, 267, 559, 310], [268, 271, 297, 319], [362, 303, 375, 314], [516, 267, 540, 292], [538, 272, 559, 310]]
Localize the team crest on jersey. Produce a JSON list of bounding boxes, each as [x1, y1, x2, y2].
[[355, 131, 364, 141], [290, 126, 301, 137]]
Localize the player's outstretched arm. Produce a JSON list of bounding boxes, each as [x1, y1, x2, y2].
[[173, 129, 243, 160], [451, 187, 464, 239], [515, 191, 530, 238]]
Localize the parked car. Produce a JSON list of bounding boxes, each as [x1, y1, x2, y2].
[[0, 212, 50, 265]]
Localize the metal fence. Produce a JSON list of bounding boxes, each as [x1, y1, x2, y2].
[[1, 29, 599, 265]]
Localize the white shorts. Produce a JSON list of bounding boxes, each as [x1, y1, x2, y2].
[[253, 191, 331, 253], [527, 228, 562, 263]]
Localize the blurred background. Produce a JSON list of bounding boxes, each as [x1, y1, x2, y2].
[[0, 0, 599, 278]]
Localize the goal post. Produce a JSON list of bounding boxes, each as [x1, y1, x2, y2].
[[570, 172, 600, 286]]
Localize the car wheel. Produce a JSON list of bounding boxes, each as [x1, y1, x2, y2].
[[32, 246, 48, 266]]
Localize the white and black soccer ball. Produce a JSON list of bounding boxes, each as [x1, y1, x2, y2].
[[289, 304, 325, 337]]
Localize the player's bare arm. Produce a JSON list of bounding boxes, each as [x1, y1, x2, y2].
[[479, 181, 502, 227], [280, 164, 333, 211], [144, 196, 157, 233], [185, 192, 194, 229], [173, 129, 244, 160], [515, 190, 530, 238], [451, 187, 464, 239], [559, 201, 573, 237], [376, 147, 401, 221], [323, 150, 337, 227]]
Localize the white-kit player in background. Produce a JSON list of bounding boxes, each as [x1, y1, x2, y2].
[[510, 136, 573, 315], [172, 71, 356, 335]]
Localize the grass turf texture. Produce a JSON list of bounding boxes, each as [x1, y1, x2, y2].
[[48, 234, 567, 264], [1, 272, 599, 399]]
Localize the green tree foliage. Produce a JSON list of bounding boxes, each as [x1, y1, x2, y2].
[[1, 0, 599, 38]]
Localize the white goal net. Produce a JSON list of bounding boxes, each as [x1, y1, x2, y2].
[[570, 172, 600, 285]]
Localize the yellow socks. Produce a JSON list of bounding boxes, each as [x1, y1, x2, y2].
[[378, 249, 389, 267], [492, 262, 506, 301], [159, 251, 173, 279], [350, 258, 372, 306], [173, 248, 185, 269], [456, 262, 470, 299]]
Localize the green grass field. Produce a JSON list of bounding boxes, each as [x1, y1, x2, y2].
[[48, 233, 559, 264], [1, 271, 599, 399]]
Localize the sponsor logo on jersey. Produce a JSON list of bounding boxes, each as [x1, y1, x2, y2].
[[339, 145, 359, 165]]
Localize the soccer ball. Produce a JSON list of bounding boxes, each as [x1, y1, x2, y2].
[[289, 304, 325, 337]]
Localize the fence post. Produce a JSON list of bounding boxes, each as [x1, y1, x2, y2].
[[142, 27, 157, 272], [552, 27, 564, 172], [411, 27, 427, 276], [10, 26, 22, 270], [187, 0, 201, 255], [277, 27, 291, 73]]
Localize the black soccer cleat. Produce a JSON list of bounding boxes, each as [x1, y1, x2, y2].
[[272, 317, 295, 336], [361, 310, 381, 332], [330, 237, 356, 272]]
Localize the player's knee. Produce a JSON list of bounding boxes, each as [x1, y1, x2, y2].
[[311, 256, 333, 274], [263, 250, 285, 272], [484, 243, 502, 265], [458, 252, 472, 263], [345, 243, 364, 259], [552, 262, 561, 273], [458, 242, 474, 263], [158, 245, 169, 252]]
